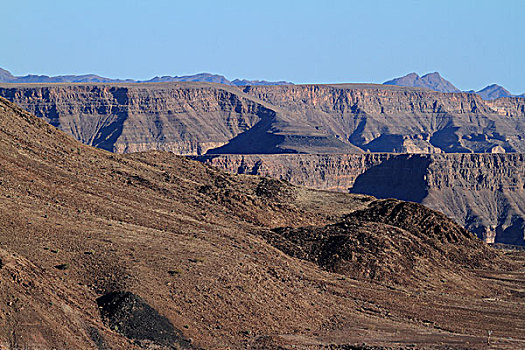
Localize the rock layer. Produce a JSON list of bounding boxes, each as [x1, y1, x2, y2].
[[1, 83, 525, 154], [196, 153, 525, 245]]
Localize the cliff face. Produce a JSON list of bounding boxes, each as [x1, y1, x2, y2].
[[197, 153, 525, 245], [0, 84, 268, 154], [423, 154, 525, 245], [1, 83, 525, 154], [242, 84, 525, 153]]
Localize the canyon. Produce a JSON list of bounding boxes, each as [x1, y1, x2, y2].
[[1, 83, 525, 155], [1, 92, 525, 349], [0, 82, 524, 246]]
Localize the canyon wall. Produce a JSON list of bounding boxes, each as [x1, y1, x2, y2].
[[196, 153, 525, 245], [241, 84, 525, 153], [1, 83, 525, 155], [0, 83, 268, 154]]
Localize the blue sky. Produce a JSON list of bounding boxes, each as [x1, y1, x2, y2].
[[2, 0, 524, 93]]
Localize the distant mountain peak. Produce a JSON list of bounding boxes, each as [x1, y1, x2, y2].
[[0, 68, 14, 81], [476, 84, 512, 100], [142, 72, 232, 84], [384, 72, 460, 93]]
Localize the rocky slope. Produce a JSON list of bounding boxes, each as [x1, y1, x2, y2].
[[1, 82, 525, 154], [197, 153, 525, 245], [1, 96, 525, 349]]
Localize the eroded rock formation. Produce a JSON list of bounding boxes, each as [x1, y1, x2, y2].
[[1, 83, 525, 154]]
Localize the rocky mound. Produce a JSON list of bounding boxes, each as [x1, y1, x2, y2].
[[267, 199, 508, 287], [344, 199, 502, 268], [97, 291, 192, 349]]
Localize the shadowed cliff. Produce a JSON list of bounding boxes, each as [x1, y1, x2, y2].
[[349, 154, 431, 203]]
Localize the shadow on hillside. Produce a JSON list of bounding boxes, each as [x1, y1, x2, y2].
[[349, 154, 431, 203], [206, 108, 297, 154]]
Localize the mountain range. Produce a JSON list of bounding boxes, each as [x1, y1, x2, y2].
[[0, 67, 292, 86], [2, 67, 524, 99], [384, 72, 525, 99]]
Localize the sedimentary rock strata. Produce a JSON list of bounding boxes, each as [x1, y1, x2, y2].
[[1, 82, 525, 154]]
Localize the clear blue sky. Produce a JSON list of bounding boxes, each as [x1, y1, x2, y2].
[[2, 0, 524, 93]]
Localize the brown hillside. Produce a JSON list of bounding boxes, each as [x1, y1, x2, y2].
[[0, 96, 524, 349]]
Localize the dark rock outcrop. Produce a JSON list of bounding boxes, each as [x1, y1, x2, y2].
[[267, 199, 505, 286], [97, 292, 192, 349]]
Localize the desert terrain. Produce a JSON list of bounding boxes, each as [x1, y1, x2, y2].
[[1, 95, 524, 349]]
